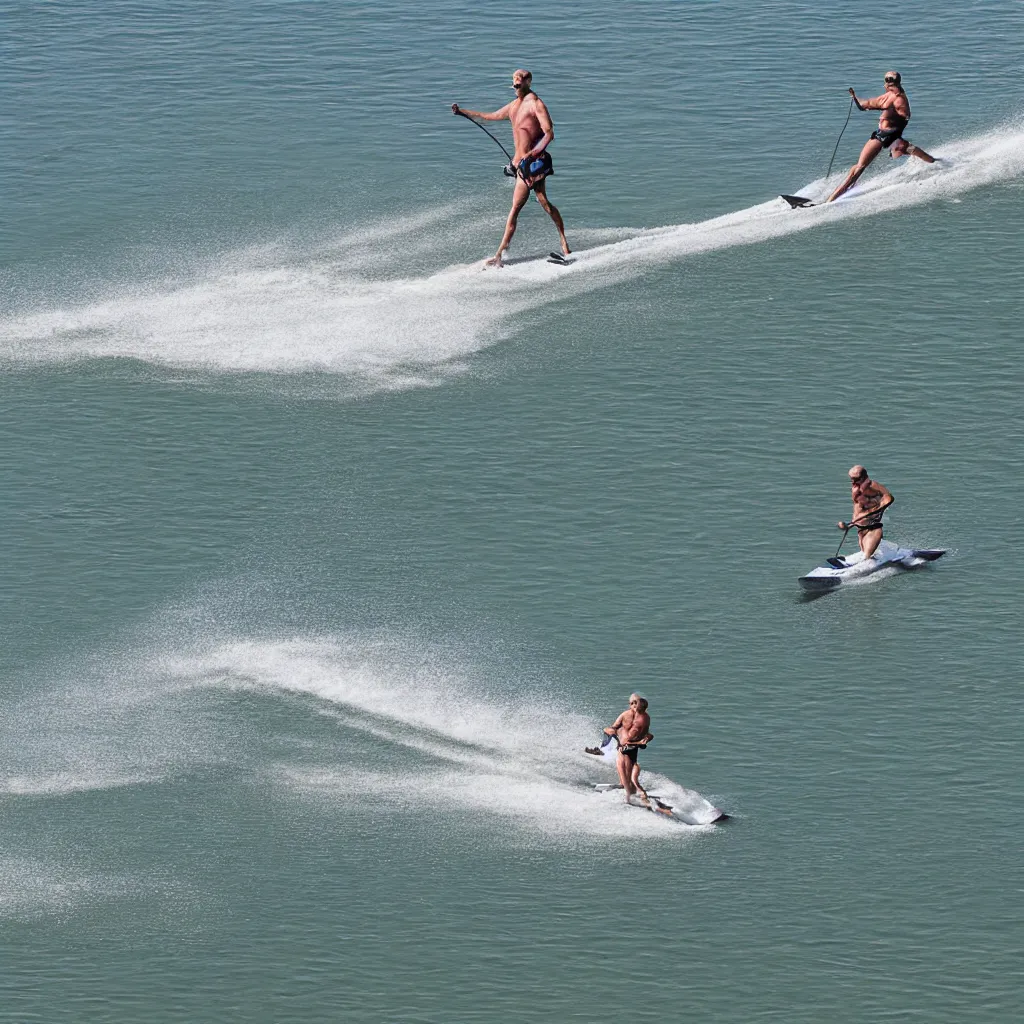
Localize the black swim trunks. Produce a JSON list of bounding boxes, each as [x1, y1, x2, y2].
[[618, 743, 640, 765], [870, 126, 904, 149], [856, 518, 884, 534], [517, 150, 553, 188]]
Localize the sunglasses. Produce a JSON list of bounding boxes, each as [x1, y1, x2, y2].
[[884, 77, 899, 84]]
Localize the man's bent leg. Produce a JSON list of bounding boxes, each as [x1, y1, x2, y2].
[[860, 527, 883, 561], [905, 142, 936, 163], [486, 178, 531, 266], [827, 138, 883, 202], [534, 180, 570, 255]]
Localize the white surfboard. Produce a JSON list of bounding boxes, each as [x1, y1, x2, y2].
[[799, 538, 945, 591]]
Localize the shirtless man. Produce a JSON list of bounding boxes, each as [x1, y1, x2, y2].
[[452, 69, 570, 266], [838, 465, 894, 562], [827, 71, 936, 203], [603, 694, 653, 805]]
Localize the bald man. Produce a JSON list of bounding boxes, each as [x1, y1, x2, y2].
[[827, 71, 936, 203], [603, 694, 653, 805], [452, 69, 570, 266], [838, 465, 894, 561]]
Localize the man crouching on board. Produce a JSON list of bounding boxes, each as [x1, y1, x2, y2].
[[604, 694, 653, 805], [452, 69, 570, 266], [838, 465, 893, 562]]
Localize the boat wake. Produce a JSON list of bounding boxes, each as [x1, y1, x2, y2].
[[2, 123, 1021, 394]]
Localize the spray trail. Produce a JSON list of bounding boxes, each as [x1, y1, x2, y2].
[[3, 628, 724, 844], [2, 125, 1020, 391], [171, 636, 725, 838]]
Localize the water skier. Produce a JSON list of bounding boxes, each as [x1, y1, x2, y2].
[[603, 694, 653, 805], [452, 69, 570, 266], [827, 71, 936, 203], [838, 465, 894, 562]]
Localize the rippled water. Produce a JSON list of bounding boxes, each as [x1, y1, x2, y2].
[[2, 2, 1023, 1021]]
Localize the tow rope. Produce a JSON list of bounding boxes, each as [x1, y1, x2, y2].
[[825, 96, 855, 181], [453, 106, 518, 177]]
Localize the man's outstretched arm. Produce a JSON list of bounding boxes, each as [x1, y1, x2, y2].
[[853, 91, 889, 111], [452, 101, 512, 121]]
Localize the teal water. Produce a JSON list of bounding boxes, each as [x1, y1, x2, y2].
[[2, 2, 1023, 1021]]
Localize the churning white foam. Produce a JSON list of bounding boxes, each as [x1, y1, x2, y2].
[[0, 646, 226, 800], [2, 626, 724, 894], [0, 855, 190, 920], [2, 124, 1020, 392], [0, 857, 130, 918], [159, 635, 725, 839]]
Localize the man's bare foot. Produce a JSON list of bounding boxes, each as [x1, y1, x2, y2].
[[484, 253, 505, 267]]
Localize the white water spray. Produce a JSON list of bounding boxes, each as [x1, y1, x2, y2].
[[2, 125, 1020, 392]]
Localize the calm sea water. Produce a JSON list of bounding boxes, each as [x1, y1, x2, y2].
[[2, 2, 1023, 1021]]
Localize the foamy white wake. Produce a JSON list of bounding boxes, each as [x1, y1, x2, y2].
[[2, 125, 1020, 392], [0, 657, 213, 799], [161, 636, 725, 838], [3, 631, 723, 850]]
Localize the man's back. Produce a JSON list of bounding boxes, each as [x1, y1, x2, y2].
[[868, 90, 910, 126]]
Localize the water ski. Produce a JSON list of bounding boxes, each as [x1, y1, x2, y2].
[[586, 733, 727, 824], [781, 194, 815, 209], [547, 251, 573, 265], [594, 784, 729, 823]]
